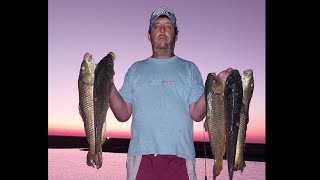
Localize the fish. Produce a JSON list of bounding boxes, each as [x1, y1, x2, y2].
[[204, 72, 226, 180], [224, 69, 243, 180], [78, 52, 96, 167], [234, 69, 254, 172], [93, 52, 115, 169]]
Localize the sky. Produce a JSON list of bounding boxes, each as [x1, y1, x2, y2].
[[48, 0, 265, 144]]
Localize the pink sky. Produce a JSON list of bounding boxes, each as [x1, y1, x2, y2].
[[48, 0, 265, 144]]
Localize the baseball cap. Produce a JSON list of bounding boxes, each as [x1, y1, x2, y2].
[[149, 6, 177, 30]]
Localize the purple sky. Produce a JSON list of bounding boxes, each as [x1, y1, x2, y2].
[[48, 0, 265, 143]]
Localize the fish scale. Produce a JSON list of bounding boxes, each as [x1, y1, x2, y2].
[[234, 69, 254, 172], [205, 72, 226, 180], [78, 52, 96, 167], [224, 69, 243, 180], [93, 52, 115, 169]]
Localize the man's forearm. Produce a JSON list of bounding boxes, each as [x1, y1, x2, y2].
[[189, 94, 206, 122], [109, 84, 132, 122]]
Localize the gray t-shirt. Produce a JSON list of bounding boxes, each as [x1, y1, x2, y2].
[[119, 56, 204, 160]]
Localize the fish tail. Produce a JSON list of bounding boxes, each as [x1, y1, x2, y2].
[[94, 124, 103, 169], [94, 151, 103, 169], [213, 159, 223, 178], [86, 151, 95, 167]]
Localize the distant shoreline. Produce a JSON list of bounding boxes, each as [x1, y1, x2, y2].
[[48, 135, 265, 162]]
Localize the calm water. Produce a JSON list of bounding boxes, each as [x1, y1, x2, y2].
[[48, 149, 265, 180]]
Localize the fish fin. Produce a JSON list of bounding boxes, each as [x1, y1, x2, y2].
[[222, 137, 226, 157], [245, 107, 250, 124], [212, 150, 216, 159], [94, 152, 103, 169], [101, 121, 107, 145], [241, 102, 250, 124], [242, 161, 246, 171], [204, 119, 208, 132], [78, 104, 84, 120]]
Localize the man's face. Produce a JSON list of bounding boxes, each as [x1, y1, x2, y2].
[[148, 17, 177, 51]]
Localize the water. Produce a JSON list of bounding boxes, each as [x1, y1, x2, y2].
[[48, 149, 265, 180]]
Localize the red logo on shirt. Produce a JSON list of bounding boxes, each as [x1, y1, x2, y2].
[[166, 80, 173, 84]]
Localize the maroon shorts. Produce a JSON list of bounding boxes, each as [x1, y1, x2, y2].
[[136, 154, 189, 180]]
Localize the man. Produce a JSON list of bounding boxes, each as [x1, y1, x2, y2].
[[109, 6, 228, 180]]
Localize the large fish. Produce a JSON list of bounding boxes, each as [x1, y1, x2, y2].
[[224, 69, 243, 180], [93, 52, 115, 169], [234, 69, 254, 172], [78, 52, 96, 167], [204, 72, 226, 180]]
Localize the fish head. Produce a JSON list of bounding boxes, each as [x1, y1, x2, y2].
[[212, 73, 225, 95], [242, 69, 254, 103], [79, 52, 96, 85], [103, 52, 115, 78], [226, 69, 241, 81], [225, 69, 242, 90], [205, 72, 216, 101], [205, 72, 215, 92], [205, 72, 215, 87], [242, 69, 254, 90]]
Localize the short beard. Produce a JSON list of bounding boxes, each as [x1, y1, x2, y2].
[[153, 43, 174, 56]]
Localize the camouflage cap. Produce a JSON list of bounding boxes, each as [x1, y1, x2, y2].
[[149, 6, 177, 30]]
